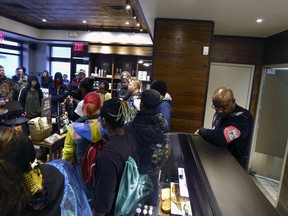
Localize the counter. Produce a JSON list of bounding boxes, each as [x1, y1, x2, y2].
[[153, 133, 280, 216]]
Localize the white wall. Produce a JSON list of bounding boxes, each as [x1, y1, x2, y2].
[[204, 63, 254, 128], [0, 16, 153, 45]]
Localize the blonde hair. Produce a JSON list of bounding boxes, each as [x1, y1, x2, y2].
[[130, 78, 142, 91]]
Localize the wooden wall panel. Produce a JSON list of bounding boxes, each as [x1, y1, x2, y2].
[[264, 30, 288, 65], [88, 44, 153, 56], [153, 19, 214, 133], [210, 36, 265, 117]]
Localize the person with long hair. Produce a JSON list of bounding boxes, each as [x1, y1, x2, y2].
[[93, 98, 138, 215], [0, 126, 64, 216], [19, 75, 43, 118], [40, 69, 53, 88]]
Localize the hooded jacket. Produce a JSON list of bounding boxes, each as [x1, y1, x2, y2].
[[49, 72, 68, 115], [62, 115, 106, 164], [125, 109, 168, 172], [157, 92, 172, 132]]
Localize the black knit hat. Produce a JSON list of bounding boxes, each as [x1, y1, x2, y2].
[[80, 78, 94, 93], [141, 89, 161, 106], [150, 80, 167, 96]]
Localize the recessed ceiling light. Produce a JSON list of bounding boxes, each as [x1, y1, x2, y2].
[[82, 20, 87, 23], [125, 4, 131, 10], [42, 19, 47, 22], [125, 21, 129, 25], [256, 19, 263, 23]]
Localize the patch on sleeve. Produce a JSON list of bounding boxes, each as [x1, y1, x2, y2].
[[224, 126, 241, 143]]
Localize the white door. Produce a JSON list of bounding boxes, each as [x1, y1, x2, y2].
[[204, 63, 255, 128], [250, 68, 288, 180]]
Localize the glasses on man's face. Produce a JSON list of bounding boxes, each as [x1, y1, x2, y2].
[[211, 101, 231, 111]]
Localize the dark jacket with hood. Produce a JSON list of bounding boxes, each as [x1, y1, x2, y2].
[[49, 72, 68, 115], [125, 108, 168, 173], [19, 75, 43, 118]]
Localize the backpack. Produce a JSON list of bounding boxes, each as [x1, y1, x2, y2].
[[80, 137, 107, 185], [114, 156, 154, 216]]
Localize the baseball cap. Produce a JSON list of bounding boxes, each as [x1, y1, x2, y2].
[[75, 69, 86, 76]]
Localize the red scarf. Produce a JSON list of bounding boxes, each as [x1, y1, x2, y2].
[[55, 81, 61, 89]]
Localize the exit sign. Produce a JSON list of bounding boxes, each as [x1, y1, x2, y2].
[[73, 42, 84, 51], [0, 32, 4, 42]]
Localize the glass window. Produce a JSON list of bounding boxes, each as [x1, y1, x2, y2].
[[51, 61, 71, 79], [0, 54, 20, 78], [0, 48, 21, 55], [76, 64, 89, 76], [0, 38, 22, 78], [0, 40, 20, 46], [51, 47, 71, 58]]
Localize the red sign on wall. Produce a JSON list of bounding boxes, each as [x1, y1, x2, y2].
[[73, 42, 84, 51], [0, 32, 4, 42]]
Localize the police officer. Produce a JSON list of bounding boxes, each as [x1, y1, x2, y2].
[[196, 87, 253, 169]]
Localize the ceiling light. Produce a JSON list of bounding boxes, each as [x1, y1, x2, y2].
[[82, 20, 87, 23], [256, 19, 263, 23], [42, 19, 47, 22], [125, 21, 129, 25], [125, 1, 131, 10], [136, 22, 140, 27], [143, 63, 151, 67], [132, 12, 137, 19], [138, 60, 143, 64], [140, 27, 143, 32]]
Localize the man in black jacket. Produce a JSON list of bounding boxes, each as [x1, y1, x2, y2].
[[125, 89, 168, 173], [196, 87, 253, 169]]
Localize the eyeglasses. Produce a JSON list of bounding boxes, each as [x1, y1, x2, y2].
[[211, 101, 231, 111]]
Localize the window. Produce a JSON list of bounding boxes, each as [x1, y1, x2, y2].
[[51, 46, 71, 58], [0, 39, 22, 78], [51, 62, 71, 78], [50, 45, 71, 79]]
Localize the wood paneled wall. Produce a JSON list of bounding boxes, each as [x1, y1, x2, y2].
[[210, 36, 265, 116], [264, 30, 288, 65], [153, 19, 214, 133]]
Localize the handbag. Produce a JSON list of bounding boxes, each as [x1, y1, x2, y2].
[[114, 156, 154, 216]]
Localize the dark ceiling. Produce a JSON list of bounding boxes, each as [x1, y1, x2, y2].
[[0, 0, 147, 33]]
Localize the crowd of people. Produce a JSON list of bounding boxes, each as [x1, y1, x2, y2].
[[0, 65, 254, 215], [0, 66, 173, 215]]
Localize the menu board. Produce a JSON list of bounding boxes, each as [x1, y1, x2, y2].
[[56, 114, 70, 134], [41, 96, 51, 123]]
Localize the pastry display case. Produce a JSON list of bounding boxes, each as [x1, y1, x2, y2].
[[144, 133, 280, 216]]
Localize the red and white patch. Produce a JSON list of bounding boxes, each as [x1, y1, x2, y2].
[[223, 126, 241, 143]]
